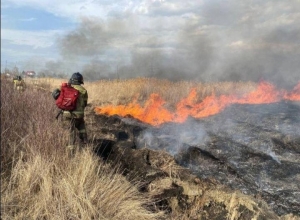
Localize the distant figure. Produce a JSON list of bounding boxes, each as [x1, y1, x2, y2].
[[5, 73, 11, 79], [52, 72, 88, 155], [13, 76, 25, 91]]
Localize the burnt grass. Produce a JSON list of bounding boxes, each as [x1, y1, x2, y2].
[[193, 101, 300, 216], [85, 101, 300, 218]]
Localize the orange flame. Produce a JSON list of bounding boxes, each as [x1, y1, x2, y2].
[[94, 81, 300, 126], [236, 81, 282, 104], [284, 82, 300, 101]]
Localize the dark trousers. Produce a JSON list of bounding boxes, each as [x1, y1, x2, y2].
[[63, 116, 87, 146]]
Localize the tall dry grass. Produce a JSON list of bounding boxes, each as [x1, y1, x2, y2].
[[27, 77, 257, 108], [1, 150, 162, 220], [1, 78, 67, 173], [85, 78, 257, 108], [1, 79, 163, 220]]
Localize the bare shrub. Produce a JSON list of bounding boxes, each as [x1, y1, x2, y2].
[[1, 79, 67, 173]]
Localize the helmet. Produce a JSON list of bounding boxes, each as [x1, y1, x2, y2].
[[17, 76, 22, 81], [69, 72, 84, 85]]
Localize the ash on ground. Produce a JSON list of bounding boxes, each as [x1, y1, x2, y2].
[[135, 101, 300, 216]]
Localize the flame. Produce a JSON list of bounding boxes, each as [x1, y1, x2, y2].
[[95, 81, 300, 126], [236, 81, 282, 104], [284, 82, 300, 101], [95, 94, 174, 125]]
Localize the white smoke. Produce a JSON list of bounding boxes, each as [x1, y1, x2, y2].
[[136, 118, 210, 156]]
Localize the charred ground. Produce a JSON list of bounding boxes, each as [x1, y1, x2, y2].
[[85, 100, 300, 219]]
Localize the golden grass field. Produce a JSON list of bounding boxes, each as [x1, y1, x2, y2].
[[27, 77, 257, 107]]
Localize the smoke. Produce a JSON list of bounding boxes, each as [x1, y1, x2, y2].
[[218, 26, 300, 87], [44, 0, 300, 86], [136, 118, 210, 156]]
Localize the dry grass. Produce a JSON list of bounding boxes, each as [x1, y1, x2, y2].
[[85, 78, 257, 108], [25, 77, 257, 108], [1, 149, 161, 220], [1, 78, 163, 220]]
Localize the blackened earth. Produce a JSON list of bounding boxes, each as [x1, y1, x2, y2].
[[135, 101, 300, 216], [88, 101, 300, 217]]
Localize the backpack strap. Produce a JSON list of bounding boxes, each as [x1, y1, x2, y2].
[[55, 110, 63, 120]]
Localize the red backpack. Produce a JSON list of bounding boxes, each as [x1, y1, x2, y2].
[[55, 83, 79, 111]]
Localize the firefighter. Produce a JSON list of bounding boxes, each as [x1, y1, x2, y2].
[[13, 75, 25, 91], [53, 72, 88, 155]]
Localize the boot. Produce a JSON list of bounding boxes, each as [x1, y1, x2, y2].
[[79, 133, 88, 145]]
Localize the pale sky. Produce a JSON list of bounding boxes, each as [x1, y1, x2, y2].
[[1, 0, 300, 85]]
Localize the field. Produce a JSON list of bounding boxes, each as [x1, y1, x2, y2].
[[30, 77, 257, 107], [1, 76, 298, 219], [1, 78, 164, 220]]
